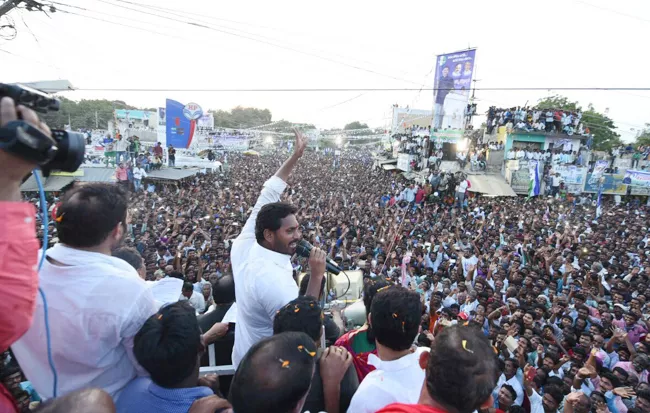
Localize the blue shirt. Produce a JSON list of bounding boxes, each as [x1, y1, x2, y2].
[[116, 377, 213, 413]]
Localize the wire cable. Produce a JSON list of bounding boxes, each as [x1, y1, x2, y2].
[[37, 86, 650, 93], [34, 170, 58, 398]]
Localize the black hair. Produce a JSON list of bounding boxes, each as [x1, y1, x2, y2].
[[133, 301, 201, 387], [637, 389, 650, 403], [182, 281, 193, 292], [254, 202, 298, 244], [212, 275, 235, 304], [112, 246, 143, 271], [425, 325, 498, 413], [56, 183, 128, 248], [363, 279, 390, 316], [613, 366, 629, 380], [229, 332, 316, 413], [508, 406, 526, 413], [544, 384, 564, 405], [169, 271, 184, 280], [501, 384, 517, 401], [273, 296, 323, 342], [370, 287, 421, 351], [601, 372, 621, 388]]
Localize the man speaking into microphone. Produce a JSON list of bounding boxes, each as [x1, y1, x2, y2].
[[230, 129, 327, 368]]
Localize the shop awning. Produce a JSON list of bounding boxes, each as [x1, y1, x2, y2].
[[467, 175, 517, 197]]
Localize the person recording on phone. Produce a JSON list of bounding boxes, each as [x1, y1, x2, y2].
[[230, 128, 327, 368]]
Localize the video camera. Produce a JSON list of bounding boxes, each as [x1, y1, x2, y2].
[[0, 83, 85, 176]]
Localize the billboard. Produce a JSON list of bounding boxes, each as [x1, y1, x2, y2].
[[197, 113, 215, 129], [432, 49, 476, 131], [165, 99, 203, 149], [623, 169, 650, 187], [583, 173, 627, 195]]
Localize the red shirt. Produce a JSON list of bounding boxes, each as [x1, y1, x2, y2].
[[377, 403, 447, 413], [0, 202, 39, 413], [415, 189, 425, 203], [153, 145, 163, 157]]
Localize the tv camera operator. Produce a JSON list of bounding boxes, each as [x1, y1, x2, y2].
[[0, 84, 117, 412]]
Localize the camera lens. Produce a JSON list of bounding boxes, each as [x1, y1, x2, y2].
[[48, 130, 85, 172]]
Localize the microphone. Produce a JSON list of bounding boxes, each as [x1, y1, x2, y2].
[[295, 240, 341, 275]]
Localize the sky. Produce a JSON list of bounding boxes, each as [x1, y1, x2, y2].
[[1, 0, 650, 141]]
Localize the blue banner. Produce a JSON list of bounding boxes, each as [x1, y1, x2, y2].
[[583, 173, 627, 195], [432, 49, 476, 131], [165, 99, 200, 149]]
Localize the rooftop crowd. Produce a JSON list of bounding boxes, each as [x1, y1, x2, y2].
[[2, 96, 650, 413], [486, 107, 589, 137]]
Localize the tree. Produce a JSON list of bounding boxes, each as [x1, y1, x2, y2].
[[39, 97, 137, 130], [537, 95, 622, 151], [635, 124, 650, 147], [344, 121, 369, 130], [212, 106, 272, 129]]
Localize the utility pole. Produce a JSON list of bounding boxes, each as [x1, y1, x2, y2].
[[0, 0, 21, 17]]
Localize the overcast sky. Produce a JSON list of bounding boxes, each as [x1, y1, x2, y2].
[[2, 0, 649, 140]]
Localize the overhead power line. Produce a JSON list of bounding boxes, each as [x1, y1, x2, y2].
[[39, 87, 650, 93]]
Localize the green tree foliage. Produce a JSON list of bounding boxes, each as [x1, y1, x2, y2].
[[212, 106, 272, 129], [39, 97, 136, 129], [344, 121, 369, 130], [536, 95, 622, 151], [634, 124, 650, 147]]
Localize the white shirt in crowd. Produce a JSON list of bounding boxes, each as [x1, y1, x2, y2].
[[179, 290, 205, 313], [132, 167, 147, 180], [456, 179, 469, 194], [494, 373, 524, 406], [347, 347, 428, 413], [12, 244, 158, 400], [231, 176, 298, 368]]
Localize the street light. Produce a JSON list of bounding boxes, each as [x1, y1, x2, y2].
[[264, 135, 273, 144]]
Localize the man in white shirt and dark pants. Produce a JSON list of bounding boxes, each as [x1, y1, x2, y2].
[[12, 183, 157, 400], [132, 164, 147, 192], [231, 129, 326, 368]]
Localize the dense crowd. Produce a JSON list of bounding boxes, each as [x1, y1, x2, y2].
[[486, 107, 589, 137], [3, 99, 650, 413]]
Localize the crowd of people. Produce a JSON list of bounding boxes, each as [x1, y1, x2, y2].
[[486, 107, 590, 137], [3, 96, 650, 413]]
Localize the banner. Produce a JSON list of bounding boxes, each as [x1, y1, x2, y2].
[[213, 135, 249, 151], [197, 113, 214, 129], [592, 160, 609, 179], [623, 169, 650, 187], [158, 108, 166, 126], [432, 49, 476, 131], [583, 173, 627, 195], [528, 161, 540, 197], [165, 99, 203, 149]]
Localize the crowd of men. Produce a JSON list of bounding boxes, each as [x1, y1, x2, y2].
[[2, 96, 650, 413], [486, 107, 589, 137]]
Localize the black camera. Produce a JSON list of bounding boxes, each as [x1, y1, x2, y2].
[[0, 83, 85, 176]]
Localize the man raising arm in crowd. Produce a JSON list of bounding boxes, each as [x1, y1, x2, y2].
[[231, 129, 327, 367]]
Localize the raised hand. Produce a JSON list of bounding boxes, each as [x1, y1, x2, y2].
[[293, 128, 308, 157]]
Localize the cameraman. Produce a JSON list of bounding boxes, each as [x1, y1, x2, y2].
[[0, 96, 45, 411], [0, 97, 119, 412], [12, 156, 157, 399]]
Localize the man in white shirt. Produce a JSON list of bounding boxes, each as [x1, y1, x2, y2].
[[132, 164, 147, 192], [492, 358, 524, 406], [179, 281, 205, 313], [12, 183, 158, 400], [348, 287, 427, 413], [231, 129, 326, 368]]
